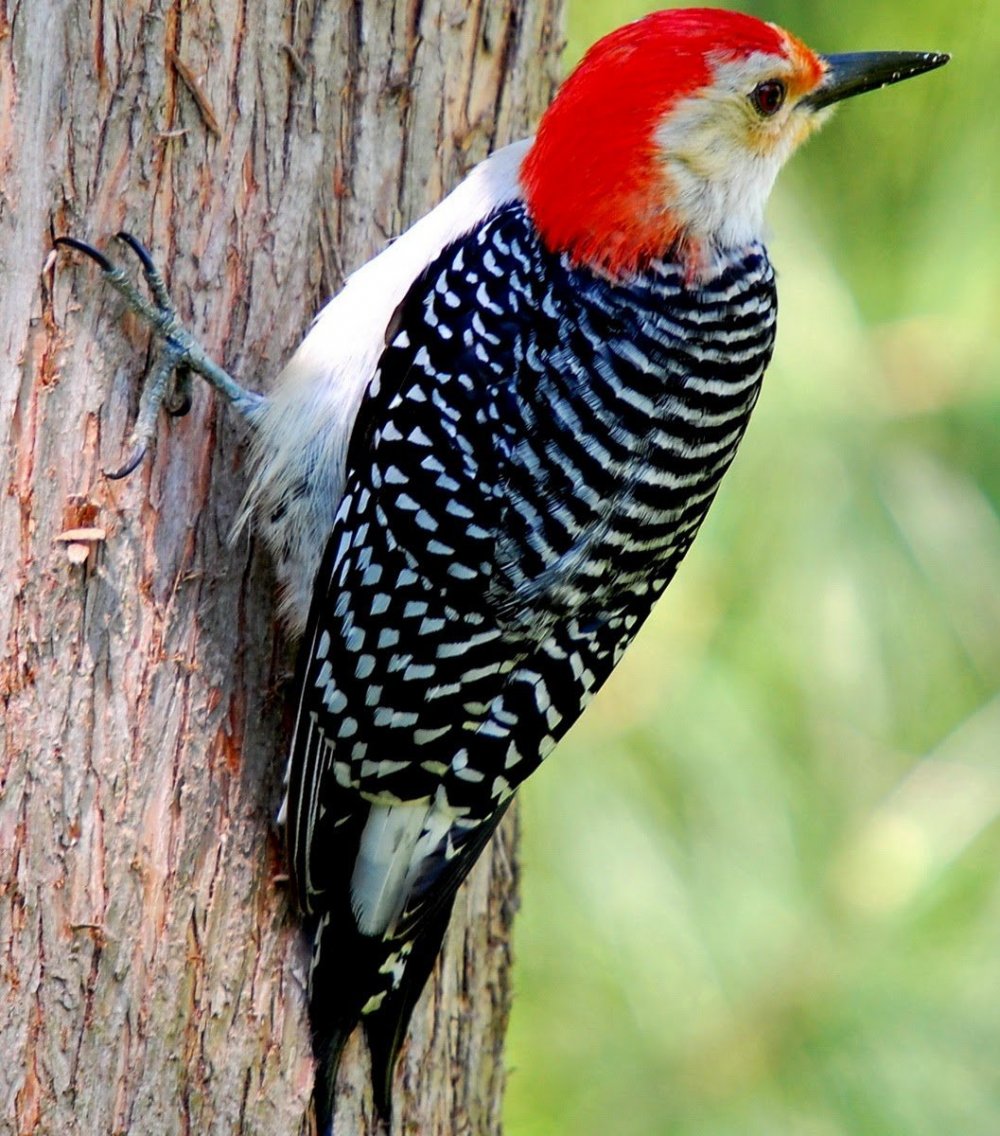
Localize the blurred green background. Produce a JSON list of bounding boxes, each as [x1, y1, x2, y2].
[[506, 4, 1000, 1135]]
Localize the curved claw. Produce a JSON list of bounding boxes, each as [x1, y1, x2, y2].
[[115, 231, 157, 275], [57, 228, 262, 472], [116, 230, 174, 311], [54, 236, 114, 273], [105, 442, 149, 481]]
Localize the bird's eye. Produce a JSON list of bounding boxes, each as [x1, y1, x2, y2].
[[751, 79, 786, 117]]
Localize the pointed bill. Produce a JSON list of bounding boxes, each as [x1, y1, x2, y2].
[[803, 50, 950, 110]]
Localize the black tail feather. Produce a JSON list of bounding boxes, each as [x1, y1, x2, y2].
[[307, 906, 454, 1133], [305, 802, 514, 1127], [306, 910, 381, 1135], [363, 900, 456, 1123], [311, 1022, 352, 1136]]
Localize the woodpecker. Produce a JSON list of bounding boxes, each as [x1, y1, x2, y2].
[[58, 9, 948, 1131]]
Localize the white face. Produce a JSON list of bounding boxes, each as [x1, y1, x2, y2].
[[654, 50, 829, 251]]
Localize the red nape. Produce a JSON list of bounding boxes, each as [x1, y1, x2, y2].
[[520, 9, 789, 278]]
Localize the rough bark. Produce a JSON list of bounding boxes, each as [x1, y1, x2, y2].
[[0, 2, 563, 1133]]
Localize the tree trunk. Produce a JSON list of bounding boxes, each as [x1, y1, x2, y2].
[[0, 2, 563, 1132]]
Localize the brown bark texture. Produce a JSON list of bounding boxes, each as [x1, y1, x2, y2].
[[0, 2, 564, 1133]]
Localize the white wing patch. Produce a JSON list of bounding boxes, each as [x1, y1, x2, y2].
[[236, 139, 532, 633]]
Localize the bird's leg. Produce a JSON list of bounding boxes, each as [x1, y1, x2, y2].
[[56, 232, 267, 479]]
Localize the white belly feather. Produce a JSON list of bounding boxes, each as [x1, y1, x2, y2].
[[236, 140, 532, 633]]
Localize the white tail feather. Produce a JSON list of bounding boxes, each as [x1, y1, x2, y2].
[[350, 792, 459, 937]]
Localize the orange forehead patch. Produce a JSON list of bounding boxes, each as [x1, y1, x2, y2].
[[776, 27, 826, 99]]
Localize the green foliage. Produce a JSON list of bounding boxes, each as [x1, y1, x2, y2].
[[507, 5, 1000, 1134]]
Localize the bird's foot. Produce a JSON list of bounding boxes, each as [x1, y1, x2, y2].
[[56, 232, 265, 478]]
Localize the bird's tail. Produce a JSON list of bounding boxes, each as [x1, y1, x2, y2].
[[306, 801, 513, 1128], [362, 901, 454, 1121], [311, 1021, 352, 1136], [306, 911, 366, 1136], [307, 904, 454, 1133]]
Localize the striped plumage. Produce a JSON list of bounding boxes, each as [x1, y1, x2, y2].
[[281, 198, 776, 1122], [60, 8, 948, 1131], [239, 13, 946, 1129]]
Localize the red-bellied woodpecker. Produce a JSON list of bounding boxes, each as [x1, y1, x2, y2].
[[58, 8, 948, 1132]]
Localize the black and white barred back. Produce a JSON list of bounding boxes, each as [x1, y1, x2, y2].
[[284, 200, 777, 1121]]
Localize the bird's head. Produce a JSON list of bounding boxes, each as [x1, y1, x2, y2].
[[521, 8, 949, 279]]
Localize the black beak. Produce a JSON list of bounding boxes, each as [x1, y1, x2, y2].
[[803, 51, 950, 111]]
